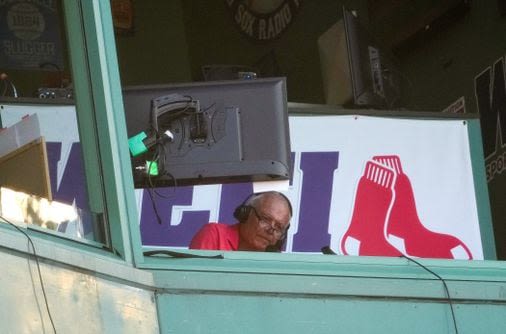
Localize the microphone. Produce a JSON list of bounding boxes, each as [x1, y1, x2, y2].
[[321, 245, 337, 255]]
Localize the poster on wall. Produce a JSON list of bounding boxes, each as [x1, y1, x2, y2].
[[137, 115, 486, 260], [0, 0, 64, 70]]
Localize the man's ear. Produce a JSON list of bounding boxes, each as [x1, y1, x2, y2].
[[233, 204, 252, 223]]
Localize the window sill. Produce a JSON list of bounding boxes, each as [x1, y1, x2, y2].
[[0, 223, 153, 288], [140, 247, 506, 302]]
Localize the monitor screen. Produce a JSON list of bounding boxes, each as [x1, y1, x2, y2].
[[318, 7, 401, 108], [122, 78, 291, 187]]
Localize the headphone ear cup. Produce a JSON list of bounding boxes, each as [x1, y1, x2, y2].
[[233, 205, 251, 223]]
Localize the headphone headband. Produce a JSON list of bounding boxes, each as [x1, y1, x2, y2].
[[233, 191, 292, 222]]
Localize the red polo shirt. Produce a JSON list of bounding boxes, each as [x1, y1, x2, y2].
[[189, 223, 240, 251]]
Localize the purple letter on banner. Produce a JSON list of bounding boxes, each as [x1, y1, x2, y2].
[[292, 152, 338, 252], [46, 142, 94, 235], [46, 142, 89, 209], [218, 182, 254, 224], [140, 186, 210, 247]]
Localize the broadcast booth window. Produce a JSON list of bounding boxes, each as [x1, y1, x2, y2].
[[0, 0, 131, 261], [114, 3, 493, 262], [0, 1, 140, 261]]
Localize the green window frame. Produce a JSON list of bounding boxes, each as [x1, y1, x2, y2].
[[32, 0, 140, 261], [26, 0, 502, 278]]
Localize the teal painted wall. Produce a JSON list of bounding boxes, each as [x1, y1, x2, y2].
[[2, 227, 506, 333], [157, 292, 506, 334], [3, 229, 506, 333], [0, 230, 158, 333], [148, 252, 506, 334]]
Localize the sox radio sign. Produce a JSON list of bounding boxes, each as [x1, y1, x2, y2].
[[225, 0, 301, 41]]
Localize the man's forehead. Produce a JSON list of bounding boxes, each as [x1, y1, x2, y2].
[[257, 197, 291, 220], [257, 194, 288, 208]]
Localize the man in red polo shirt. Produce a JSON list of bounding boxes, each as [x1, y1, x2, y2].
[[189, 191, 292, 252]]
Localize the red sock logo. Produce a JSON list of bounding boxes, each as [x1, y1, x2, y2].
[[340, 161, 403, 256], [340, 156, 473, 259], [373, 155, 473, 260]]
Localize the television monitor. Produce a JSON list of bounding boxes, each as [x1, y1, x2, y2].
[[318, 7, 401, 108], [122, 77, 291, 187]]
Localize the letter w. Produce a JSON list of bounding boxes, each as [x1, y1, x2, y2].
[[475, 56, 506, 158]]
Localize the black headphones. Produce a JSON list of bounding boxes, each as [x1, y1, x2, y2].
[[233, 191, 293, 222], [233, 191, 292, 252]]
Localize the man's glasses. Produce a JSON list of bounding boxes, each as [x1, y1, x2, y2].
[[250, 206, 288, 238]]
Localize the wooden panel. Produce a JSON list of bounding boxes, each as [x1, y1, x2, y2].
[[0, 137, 52, 201]]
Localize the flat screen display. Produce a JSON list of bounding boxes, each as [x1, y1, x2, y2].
[[122, 78, 291, 187]]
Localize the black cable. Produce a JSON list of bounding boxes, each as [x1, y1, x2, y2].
[[152, 141, 178, 198], [143, 96, 192, 225], [144, 144, 178, 225], [153, 98, 199, 131], [155, 141, 166, 180], [155, 96, 194, 113], [400, 255, 458, 334], [145, 154, 164, 225], [146, 186, 163, 225], [152, 171, 177, 198], [0, 215, 57, 333], [143, 249, 223, 259], [201, 102, 216, 113], [145, 151, 160, 189]]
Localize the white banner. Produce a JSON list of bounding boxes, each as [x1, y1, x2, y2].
[[1, 104, 484, 259], [289, 115, 482, 259]]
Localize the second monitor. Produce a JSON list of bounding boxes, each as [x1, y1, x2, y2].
[[122, 77, 291, 188]]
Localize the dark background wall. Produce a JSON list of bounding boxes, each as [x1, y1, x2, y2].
[[115, 0, 191, 85], [114, 1, 506, 110], [115, 0, 369, 103]]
